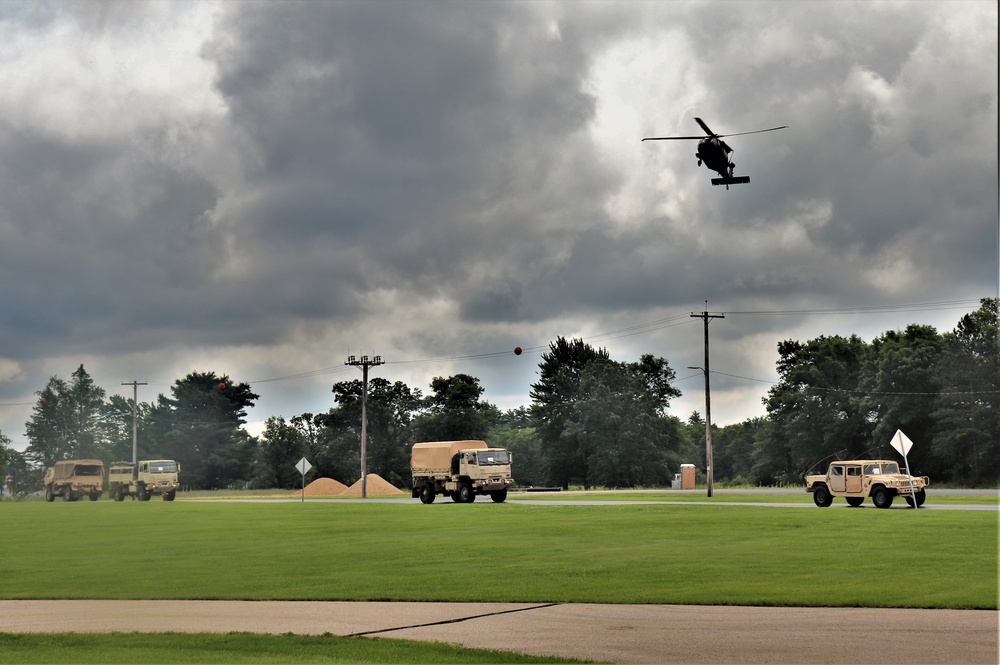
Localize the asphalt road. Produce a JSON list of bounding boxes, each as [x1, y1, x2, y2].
[[1, 601, 997, 664]]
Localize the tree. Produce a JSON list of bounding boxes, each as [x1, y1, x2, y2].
[[530, 337, 683, 489], [24, 365, 107, 465], [145, 372, 258, 489], [411, 374, 497, 443], [931, 298, 999, 485], [759, 336, 872, 484], [314, 378, 420, 487], [252, 417, 311, 489], [488, 407, 544, 486]]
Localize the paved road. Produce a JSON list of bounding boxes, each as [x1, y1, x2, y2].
[[1, 601, 996, 664]]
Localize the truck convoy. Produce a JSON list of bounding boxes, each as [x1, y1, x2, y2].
[[43, 459, 105, 502], [108, 460, 181, 501], [411, 440, 514, 504], [805, 459, 928, 508]]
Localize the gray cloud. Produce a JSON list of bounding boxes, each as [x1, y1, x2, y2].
[[0, 1, 995, 444]]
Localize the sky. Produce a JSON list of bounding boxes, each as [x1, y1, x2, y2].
[[0, 0, 997, 451]]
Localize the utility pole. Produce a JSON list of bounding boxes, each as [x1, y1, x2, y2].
[[344, 354, 384, 498], [121, 380, 147, 465], [690, 303, 724, 498]]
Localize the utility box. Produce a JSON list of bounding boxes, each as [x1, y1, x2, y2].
[[671, 473, 682, 490], [681, 464, 696, 490]]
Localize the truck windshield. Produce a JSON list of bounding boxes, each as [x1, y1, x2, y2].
[[150, 462, 177, 474], [476, 451, 510, 466]]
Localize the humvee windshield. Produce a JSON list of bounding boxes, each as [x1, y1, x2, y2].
[[476, 451, 510, 466], [863, 463, 900, 475], [150, 462, 178, 474]]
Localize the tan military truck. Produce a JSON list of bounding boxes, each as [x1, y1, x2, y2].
[[411, 440, 514, 504], [108, 460, 181, 501], [805, 460, 928, 508], [43, 459, 105, 502]]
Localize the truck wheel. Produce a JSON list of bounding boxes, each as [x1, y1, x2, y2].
[[872, 486, 894, 509], [45, 487, 55, 502], [904, 490, 926, 508], [89, 492, 100, 501], [812, 485, 833, 507], [164, 489, 176, 501], [419, 484, 435, 504], [458, 483, 474, 503], [63, 489, 73, 502], [846, 497, 864, 507], [490, 489, 508, 503], [113, 486, 123, 501], [138, 484, 149, 501]]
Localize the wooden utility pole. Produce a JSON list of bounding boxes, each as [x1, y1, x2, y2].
[[690, 303, 724, 497], [121, 380, 147, 465], [344, 354, 384, 498]]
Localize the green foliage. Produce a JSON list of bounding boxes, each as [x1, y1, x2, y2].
[[145, 372, 259, 490], [530, 337, 683, 489], [252, 417, 311, 490], [24, 366, 107, 465], [760, 299, 999, 486], [411, 373, 498, 442], [0, 502, 994, 609]]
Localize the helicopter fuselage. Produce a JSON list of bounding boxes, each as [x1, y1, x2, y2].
[[696, 137, 735, 178]]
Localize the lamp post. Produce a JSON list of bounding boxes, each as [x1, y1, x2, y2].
[[688, 365, 714, 498]]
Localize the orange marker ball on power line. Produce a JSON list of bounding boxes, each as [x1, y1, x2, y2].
[[514, 347, 522, 356]]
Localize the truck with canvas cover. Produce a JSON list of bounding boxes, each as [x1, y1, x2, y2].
[[43, 459, 105, 502], [805, 460, 929, 508], [109, 460, 181, 501], [411, 440, 514, 504]]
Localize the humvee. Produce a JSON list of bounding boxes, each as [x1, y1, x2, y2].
[[805, 460, 928, 508]]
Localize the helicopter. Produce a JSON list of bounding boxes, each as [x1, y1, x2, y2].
[[642, 117, 787, 189]]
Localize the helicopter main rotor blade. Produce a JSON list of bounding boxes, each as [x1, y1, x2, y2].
[[715, 125, 788, 138], [641, 135, 705, 141], [694, 117, 715, 136]]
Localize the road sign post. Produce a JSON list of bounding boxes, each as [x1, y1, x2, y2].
[[295, 457, 313, 503], [890, 430, 918, 509]]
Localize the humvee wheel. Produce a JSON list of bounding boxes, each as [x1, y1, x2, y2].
[[490, 489, 508, 503], [419, 484, 435, 504], [872, 486, 894, 509], [904, 489, 926, 508], [813, 485, 833, 507], [458, 483, 475, 503], [846, 497, 864, 507]]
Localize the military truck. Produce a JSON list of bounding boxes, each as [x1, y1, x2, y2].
[[43, 459, 105, 502], [108, 459, 181, 501], [411, 440, 514, 504], [805, 460, 928, 508]]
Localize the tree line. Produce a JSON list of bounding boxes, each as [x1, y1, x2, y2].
[[1, 299, 996, 494]]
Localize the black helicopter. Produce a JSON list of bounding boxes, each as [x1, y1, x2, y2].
[[642, 117, 787, 189]]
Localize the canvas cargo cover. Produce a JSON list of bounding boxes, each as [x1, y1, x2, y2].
[[411, 440, 488, 471], [53, 459, 105, 480]]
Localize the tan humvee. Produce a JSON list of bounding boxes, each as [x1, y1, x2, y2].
[[805, 460, 928, 509], [43, 459, 105, 502], [411, 440, 514, 504], [108, 460, 181, 501]]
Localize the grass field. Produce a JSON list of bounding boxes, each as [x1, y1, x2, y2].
[[1, 500, 995, 609], [0, 632, 583, 664]]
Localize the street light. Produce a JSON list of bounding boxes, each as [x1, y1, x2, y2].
[[688, 366, 714, 498]]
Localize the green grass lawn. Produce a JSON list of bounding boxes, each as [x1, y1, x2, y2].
[[507, 490, 999, 505], [0, 632, 584, 664], [1, 500, 995, 609]]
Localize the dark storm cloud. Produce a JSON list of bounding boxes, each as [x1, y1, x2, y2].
[[0, 1, 995, 444]]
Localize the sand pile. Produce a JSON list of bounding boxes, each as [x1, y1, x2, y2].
[[290, 477, 348, 497], [340, 473, 406, 496]]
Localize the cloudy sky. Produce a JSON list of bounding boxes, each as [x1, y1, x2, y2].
[[0, 0, 996, 450]]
